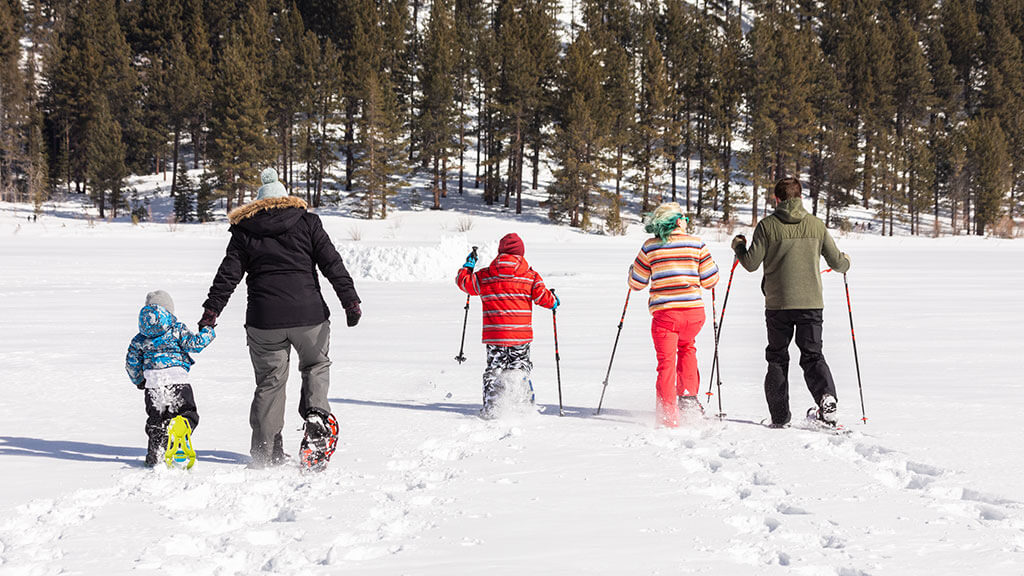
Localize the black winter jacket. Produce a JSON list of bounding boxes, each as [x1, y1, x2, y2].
[[203, 196, 360, 330]]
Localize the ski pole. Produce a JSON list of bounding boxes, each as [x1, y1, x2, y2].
[[595, 289, 631, 415], [455, 246, 478, 364], [705, 257, 739, 418], [551, 289, 564, 416], [705, 286, 719, 405], [843, 273, 868, 424]]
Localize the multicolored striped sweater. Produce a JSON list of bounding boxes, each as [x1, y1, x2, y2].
[[457, 254, 557, 346], [629, 228, 720, 313]]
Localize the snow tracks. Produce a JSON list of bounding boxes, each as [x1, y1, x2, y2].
[[1, 411, 1022, 575]]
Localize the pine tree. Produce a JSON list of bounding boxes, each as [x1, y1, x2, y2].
[[163, 33, 201, 200], [745, 5, 816, 214], [711, 10, 746, 224], [85, 96, 127, 218], [172, 159, 195, 223], [208, 30, 275, 210], [0, 0, 26, 202], [196, 172, 216, 223], [584, 0, 634, 201], [924, 23, 960, 233], [267, 4, 306, 191], [967, 114, 1011, 235], [978, 0, 1024, 219], [808, 44, 857, 225], [892, 13, 934, 235], [941, 0, 982, 113], [548, 30, 607, 229], [630, 7, 670, 213], [522, 0, 560, 194], [660, 0, 698, 208], [44, 0, 138, 195], [353, 69, 408, 219], [418, 0, 457, 210], [183, 0, 213, 170], [454, 0, 485, 195], [23, 8, 49, 212]]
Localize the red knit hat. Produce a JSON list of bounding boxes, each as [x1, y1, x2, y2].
[[498, 233, 525, 256]]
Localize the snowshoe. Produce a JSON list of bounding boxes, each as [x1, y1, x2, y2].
[[164, 415, 196, 469], [805, 406, 850, 434], [299, 410, 339, 472], [677, 395, 705, 416]]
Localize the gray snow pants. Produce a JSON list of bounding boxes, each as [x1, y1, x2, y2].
[[246, 321, 332, 462]]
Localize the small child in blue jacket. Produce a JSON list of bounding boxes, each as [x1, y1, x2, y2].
[[125, 290, 215, 467]]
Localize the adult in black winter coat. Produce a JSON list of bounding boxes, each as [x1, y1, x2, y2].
[[201, 168, 360, 468]]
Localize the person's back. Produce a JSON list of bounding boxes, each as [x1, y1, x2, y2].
[[630, 227, 719, 313], [735, 196, 848, 309], [731, 178, 849, 427], [125, 290, 214, 467], [201, 167, 360, 470], [455, 233, 557, 418], [628, 203, 719, 427]]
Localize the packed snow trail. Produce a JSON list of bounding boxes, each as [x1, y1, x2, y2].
[[2, 406, 1022, 575]]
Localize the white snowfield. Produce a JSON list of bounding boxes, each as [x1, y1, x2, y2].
[[1, 204, 1023, 575]]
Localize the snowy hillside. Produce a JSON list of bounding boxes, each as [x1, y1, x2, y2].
[[1, 201, 1023, 575]]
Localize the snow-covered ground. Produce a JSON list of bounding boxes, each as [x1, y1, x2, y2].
[[1, 198, 1023, 575]]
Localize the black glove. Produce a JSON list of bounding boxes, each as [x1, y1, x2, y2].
[[731, 234, 747, 252], [136, 380, 146, 390], [199, 308, 218, 329], [345, 302, 362, 327]]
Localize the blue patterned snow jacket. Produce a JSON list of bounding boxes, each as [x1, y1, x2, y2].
[[125, 305, 216, 388]]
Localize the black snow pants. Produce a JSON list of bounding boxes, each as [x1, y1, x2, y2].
[[144, 383, 199, 466], [763, 309, 837, 426]]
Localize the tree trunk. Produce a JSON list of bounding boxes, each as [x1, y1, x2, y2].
[[171, 128, 181, 196], [345, 103, 355, 191]]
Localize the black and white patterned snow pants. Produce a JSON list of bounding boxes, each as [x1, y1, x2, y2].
[[482, 343, 534, 411]]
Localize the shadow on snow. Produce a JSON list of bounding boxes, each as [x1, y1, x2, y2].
[[0, 436, 248, 466], [329, 396, 636, 421]]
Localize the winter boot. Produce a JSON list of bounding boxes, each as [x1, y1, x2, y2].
[[164, 415, 196, 469], [478, 404, 497, 420], [677, 395, 705, 416], [818, 394, 838, 425], [145, 428, 167, 468], [299, 409, 339, 472], [271, 433, 291, 466]]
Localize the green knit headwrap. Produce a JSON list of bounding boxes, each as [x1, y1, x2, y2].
[[643, 202, 688, 242]]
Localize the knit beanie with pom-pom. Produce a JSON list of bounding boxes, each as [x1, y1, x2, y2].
[[256, 167, 288, 200]]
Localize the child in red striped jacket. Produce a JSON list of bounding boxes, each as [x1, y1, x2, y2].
[[629, 203, 720, 427], [456, 233, 558, 419]]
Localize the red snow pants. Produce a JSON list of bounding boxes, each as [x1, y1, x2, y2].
[[651, 307, 706, 427]]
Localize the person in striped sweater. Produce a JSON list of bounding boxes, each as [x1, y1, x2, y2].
[[456, 233, 558, 419], [629, 202, 720, 427]]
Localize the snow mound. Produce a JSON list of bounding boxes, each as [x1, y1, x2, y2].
[[337, 236, 496, 282]]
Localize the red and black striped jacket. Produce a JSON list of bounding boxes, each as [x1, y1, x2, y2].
[[456, 254, 556, 346]]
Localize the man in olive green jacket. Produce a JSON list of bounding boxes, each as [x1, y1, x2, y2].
[[732, 177, 850, 428]]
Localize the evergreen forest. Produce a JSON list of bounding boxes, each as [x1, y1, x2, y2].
[[1, 0, 1022, 236]]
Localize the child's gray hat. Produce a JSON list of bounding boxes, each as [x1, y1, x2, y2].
[[145, 290, 175, 315]]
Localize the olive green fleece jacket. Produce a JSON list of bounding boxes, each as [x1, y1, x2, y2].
[[733, 197, 850, 310]]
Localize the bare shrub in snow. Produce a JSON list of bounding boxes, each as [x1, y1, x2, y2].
[[456, 215, 474, 232], [347, 225, 363, 241], [991, 215, 1016, 239]]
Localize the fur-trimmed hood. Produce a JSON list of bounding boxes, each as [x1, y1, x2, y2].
[[227, 196, 308, 238], [228, 195, 308, 225]]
